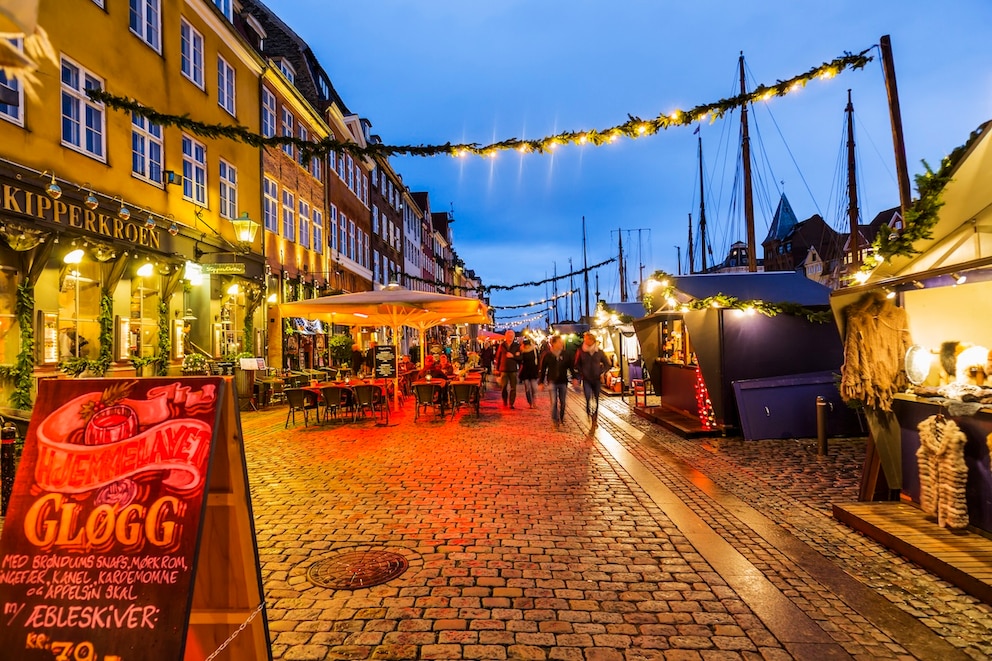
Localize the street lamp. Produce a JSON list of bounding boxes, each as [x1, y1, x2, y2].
[[231, 212, 260, 247]]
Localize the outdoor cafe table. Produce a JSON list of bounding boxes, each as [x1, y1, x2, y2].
[[304, 380, 390, 421]]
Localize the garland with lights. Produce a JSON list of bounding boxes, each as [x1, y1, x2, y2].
[[593, 302, 634, 326], [694, 365, 718, 431], [6, 281, 36, 409], [491, 290, 575, 310], [57, 293, 115, 377], [85, 47, 871, 161], [641, 270, 833, 323]]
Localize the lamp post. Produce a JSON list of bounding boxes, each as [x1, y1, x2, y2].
[[232, 212, 260, 248]]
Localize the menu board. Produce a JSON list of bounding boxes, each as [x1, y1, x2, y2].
[[374, 345, 397, 378], [0, 378, 222, 661]]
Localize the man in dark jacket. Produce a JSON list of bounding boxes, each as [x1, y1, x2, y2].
[[573, 332, 611, 420], [494, 329, 522, 408], [538, 335, 570, 429]]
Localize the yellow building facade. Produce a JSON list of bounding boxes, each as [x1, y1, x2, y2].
[[0, 0, 266, 407]]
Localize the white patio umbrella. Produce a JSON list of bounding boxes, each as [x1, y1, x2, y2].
[[280, 283, 491, 408]]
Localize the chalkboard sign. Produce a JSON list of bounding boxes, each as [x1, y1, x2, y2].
[[0, 377, 270, 661], [374, 344, 397, 378]]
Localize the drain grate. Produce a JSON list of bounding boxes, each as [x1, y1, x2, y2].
[[307, 550, 409, 589]]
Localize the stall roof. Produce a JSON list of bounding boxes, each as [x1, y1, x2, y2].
[[606, 302, 648, 318], [668, 272, 832, 307]]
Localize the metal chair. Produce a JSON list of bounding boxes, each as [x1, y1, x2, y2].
[[413, 383, 444, 421], [320, 386, 345, 422], [284, 388, 319, 428], [450, 382, 481, 418]]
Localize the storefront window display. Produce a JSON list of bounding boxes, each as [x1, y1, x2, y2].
[[57, 261, 100, 360], [0, 267, 17, 365], [130, 277, 161, 360]]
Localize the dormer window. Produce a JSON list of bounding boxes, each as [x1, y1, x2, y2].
[[277, 59, 295, 85], [243, 13, 266, 50]]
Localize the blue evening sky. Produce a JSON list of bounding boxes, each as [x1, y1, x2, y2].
[[263, 0, 991, 321]]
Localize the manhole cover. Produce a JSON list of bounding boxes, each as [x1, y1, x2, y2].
[[307, 550, 409, 589]]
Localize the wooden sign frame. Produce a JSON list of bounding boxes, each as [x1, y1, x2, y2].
[[0, 377, 271, 661]]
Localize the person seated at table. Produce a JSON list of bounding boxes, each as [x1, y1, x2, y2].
[[417, 355, 447, 381], [438, 354, 455, 378], [399, 354, 414, 372]]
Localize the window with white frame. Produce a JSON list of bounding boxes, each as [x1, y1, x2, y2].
[[298, 199, 311, 249], [261, 87, 276, 138], [329, 205, 338, 253], [213, 0, 232, 21], [281, 190, 295, 241], [277, 58, 295, 84], [312, 209, 323, 254], [218, 160, 237, 219], [297, 125, 308, 166], [345, 155, 353, 191], [371, 206, 378, 235], [0, 39, 24, 125], [373, 250, 379, 282], [131, 115, 163, 184], [263, 177, 278, 232], [336, 152, 345, 179], [61, 57, 105, 159], [217, 55, 235, 116], [280, 107, 294, 158], [362, 232, 369, 268], [180, 19, 204, 88], [311, 155, 322, 181], [129, 0, 161, 52], [181, 134, 206, 204], [348, 219, 355, 260]]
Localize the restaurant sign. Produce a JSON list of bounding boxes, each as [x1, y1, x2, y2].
[[200, 263, 246, 275]]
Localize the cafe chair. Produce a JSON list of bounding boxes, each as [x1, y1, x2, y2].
[[353, 384, 388, 423], [450, 381, 481, 419], [413, 383, 444, 421], [320, 386, 345, 422], [284, 388, 319, 428]]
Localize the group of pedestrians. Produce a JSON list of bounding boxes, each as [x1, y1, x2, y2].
[[492, 329, 611, 429]]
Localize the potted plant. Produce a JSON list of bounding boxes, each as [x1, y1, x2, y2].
[[181, 353, 209, 376]]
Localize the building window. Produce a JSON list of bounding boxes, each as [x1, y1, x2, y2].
[[180, 19, 204, 88], [373, 250, 379, 282], [218, 160, 237, 219], [131, 115, 163, 185], [261, 87, 276, 138], [0, 39, 24, 125], [298, 199, 311, 249], [278, 59, 295, 84], [347, 217, 354, 260], [212, 0, 232, 21], [60, 57, 104, 160], [329, 205, 338, 253], [129, 0, 161, 52], [362, 232, 369, 268], [263, 177, 278, 232], [372, 206, 378, 235], [311, 155, 322, 181], [298, 125, 308, 166], [182, 134, 206, 204], [312, 209, 323, 255], [280, 107, 294, 158], [282, 190, 295, 242], [217, 55, 235, 116]]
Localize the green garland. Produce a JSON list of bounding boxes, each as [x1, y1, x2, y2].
[[9, 282, 35, 409], [86, 47, 871, 160], [640, 270, 833, 323], [156, 300, 171, 376], [57, 293, 115, 377], [867, 127, 984, 266]]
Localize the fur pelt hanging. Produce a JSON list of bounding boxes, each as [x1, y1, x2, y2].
[[917, 415, 969, 530], [840, 292, 912, 411]]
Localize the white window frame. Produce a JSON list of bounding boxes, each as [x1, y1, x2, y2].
[[217, 55, 236, 116], [297, 125, 308, 166], [129, 0, 161, 53], [280, 107, 294, 158], [131, 115, 163, 186], [282, 190, 295, 242], [298, 199, 311, 249], [218, 159, 237, 219], [261, 87, 276, 138], [263, 177, 279, 232], [373, 249, 380, 283], [312, 209, 323, 255], [60, 56, 105, 161], [182, 134, 207, 204], [278, 58, 295, 84], [180, 18, 204, 89], [0, 38, 24, 126], [348, 220, 355, 260], [213, 0, 233, 21], [312, 155, 322, 181], [329, 205, 338, 253], [372, 206, 378, 235]]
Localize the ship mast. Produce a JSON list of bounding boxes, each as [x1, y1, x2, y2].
[[740, 53, 757, 272], [698, 135, 708, 272], [846, 89, 861, 269], [687, 213, 695, 274]]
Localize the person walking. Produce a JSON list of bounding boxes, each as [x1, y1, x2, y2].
[[350, 342, 364, 376], [518, 337, 540, 408], [538, 335, 570, 429], [573, 332, 611, 422], [494, 329, 522, 409]]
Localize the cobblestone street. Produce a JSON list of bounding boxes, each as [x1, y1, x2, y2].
[[234, 383, 992, 660]]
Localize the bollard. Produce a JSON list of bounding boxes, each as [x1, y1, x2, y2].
[[816, 396, 828, 456], [1, 421, 16, 515]]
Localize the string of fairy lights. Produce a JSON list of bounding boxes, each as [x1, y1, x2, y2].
[[491, 290, 576, 310], [85, 46, 872, 162]]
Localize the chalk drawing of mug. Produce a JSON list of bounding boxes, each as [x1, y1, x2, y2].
[[84, 404, 138, 446]]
